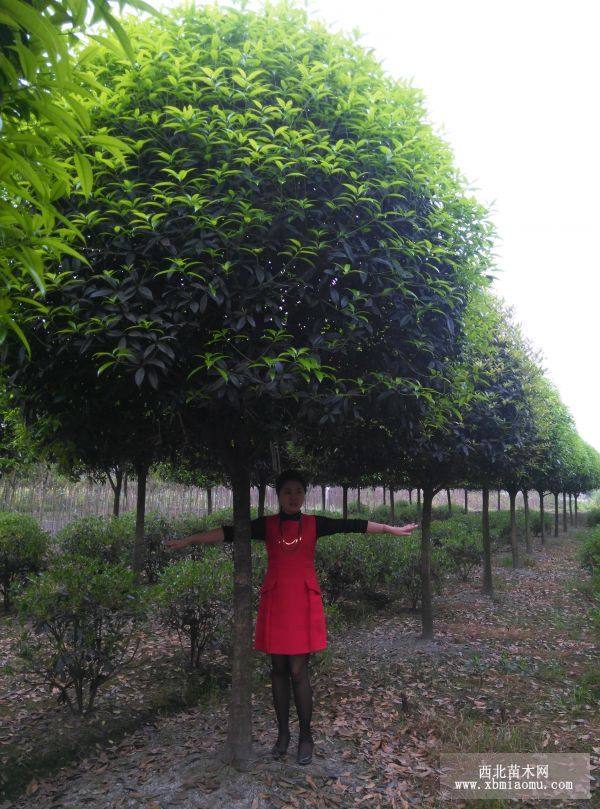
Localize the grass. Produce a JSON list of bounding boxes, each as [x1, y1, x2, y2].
[[434, 712, 547, 753]]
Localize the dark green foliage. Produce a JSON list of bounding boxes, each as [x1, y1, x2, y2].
[[346, 500, 370, 517], [530, 512, 554, 536], [0, 512, 50, 612], [15, 557, 147, 714], [314, 532, 444, 609], [383, 536, 445, 610], [151, 553, 233, 670], [430, 515, 482, 581], [584, 507, 600, 528], [580, 528, 600, 575], [55, 515, 133, 566]]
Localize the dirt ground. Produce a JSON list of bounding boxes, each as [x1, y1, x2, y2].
[[1, 529, 598, 809]]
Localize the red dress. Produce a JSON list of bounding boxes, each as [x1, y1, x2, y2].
[[253, 513, 327, 654]]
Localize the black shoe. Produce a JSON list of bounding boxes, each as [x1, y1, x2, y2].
[[271, 730, 290, 757], [297, 735, 313, 765]]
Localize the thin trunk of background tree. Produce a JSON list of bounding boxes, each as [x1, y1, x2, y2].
[[481, 487, 493, 595], [383, 486, 386, 506], [574, 494, 578, 527], [523, 489, 531, 553], [568, 493, 573, 525], [554, 492, 559, 537], [408, 489, 412, 504], [132, 464, 148, 579], [420, 486, 435, 639], [464, 488, 468, 513], [446, 488, 452, 514], [321, 485, 326, 512], [258, 481, 266, 518], [417, 487, 421, 517], [539, 490, 545, 545], [389, 487, 395, 521], [497, 489, 501, 510], [357, 486, 361, 509], [562, 491, 568, 532], [342, 485, 348, 519], [206, 486, 213, 515], [111, 467, 123, 516], [509, 488, 519, 568]]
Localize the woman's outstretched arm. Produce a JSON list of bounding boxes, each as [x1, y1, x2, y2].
[[315, 516, 418, 539], [163, 517, 267, 550], [163, 526, 225, 549], [366, 521, 419, 537]]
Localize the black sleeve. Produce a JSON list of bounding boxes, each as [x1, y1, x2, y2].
[[315, 516, 369, 538], [222, 517, 266, 543]]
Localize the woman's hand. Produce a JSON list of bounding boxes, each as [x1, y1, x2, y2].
[[163, 537, 190, 550], [387, 523, 419, 537]]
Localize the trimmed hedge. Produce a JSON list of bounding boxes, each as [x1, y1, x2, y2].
[[0, 512, 50, 612]]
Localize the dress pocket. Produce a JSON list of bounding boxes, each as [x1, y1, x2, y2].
[[304, 577, 322, 595], [260, 578, 277, 594]]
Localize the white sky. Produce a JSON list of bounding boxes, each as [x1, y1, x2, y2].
[[156, 0, 600, 450]]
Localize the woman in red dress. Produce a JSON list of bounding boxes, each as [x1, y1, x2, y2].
[[164, 470, 417, 765]]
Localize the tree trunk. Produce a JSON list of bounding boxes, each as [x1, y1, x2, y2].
[[523, 489, 531, 554], [389, 487, 395, 521], [568, 493, 573, 525], [481, 487, 493, 596], [132, 464, 148, 579], [509, 489, 519, 568], [539, 490, 545, 545], [562, 491, 567, 532], [225, 456, 253, 768], [123, 469, 129, 506], [206, 486, 213, 515], [464, 488, 468, 514], [342, 486, 348, 520], [357, 486, 361, 509], [258, 481, 266, 519], [497, 489, 501, 510], [420, 486, 435, 639], [113, 467, 123, 517], [446, 488, 452, 514], [382, 486, 386, 506], [554, 492, 559, 537], [321, 485, 326, 512], [417, 487, 421, 517], [106, 466, 124, 518], [408, 488, 412, 504], [574, 494, 578, 527]]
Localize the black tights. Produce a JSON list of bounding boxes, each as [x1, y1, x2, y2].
[[270, 653, 313, 745]]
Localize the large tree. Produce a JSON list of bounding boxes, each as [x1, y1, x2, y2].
[[5, 1, 493, 767]]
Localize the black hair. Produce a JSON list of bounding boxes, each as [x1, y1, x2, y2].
[[275, 469, 308, 495]]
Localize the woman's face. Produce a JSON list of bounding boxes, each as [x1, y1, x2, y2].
[[278, 480, 306, 514]]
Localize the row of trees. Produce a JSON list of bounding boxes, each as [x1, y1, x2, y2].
[[2, 1, 599, 767]]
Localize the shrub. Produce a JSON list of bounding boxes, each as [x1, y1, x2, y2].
[[580, 529, 600, 575], [347, 500, 370, 516], [367, 502, 421, 526], [585, 507, 600, 528], [151, 552, 233, 669], [384, 535, 446, 609], [0, 512, 50, 612], [530, 512, 553, 536], [55, 515, 132, 566], [15, 557, 147, 714], [427, 515, 482, 581]]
